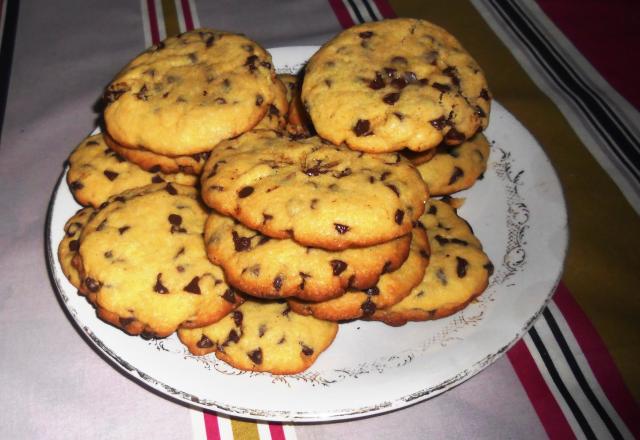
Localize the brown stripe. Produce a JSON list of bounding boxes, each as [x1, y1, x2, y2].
[[161, 0, 180, 37], [389, 0, 640, 400]]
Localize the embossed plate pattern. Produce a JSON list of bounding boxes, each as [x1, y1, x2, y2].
[[46, 46, 567, 422]]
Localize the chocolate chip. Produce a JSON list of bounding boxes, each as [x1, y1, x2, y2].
[[301, 344, 314, 356], [205, 35, 215, 47], [118, 225, 130, 235], [383, 67, 397, 78], [238, 186, 254, 198], [282, 304, 292, 316], [168, 214, 182, 226], [85, 277, 101, 292], [232, 231, 251, 252], [273, 275, 283, 291], [310, 199, 318, 209], [394, 112, 404, 120], [184, 277, 201, 294], [353, 119, 372, 136], [333, 168, 352, 178], [334, 223, 349, 234], [432, 83, 450, 93], [390, 77, 407, 89], [197, 335, 214, 348], [135, 84, 149, 101], [262, 214, 273, 224], [385, 184, 400, 197], [382, 261, 393, 273], [365, 286, 380, 296], [176, 266, 185, 272], [434, 235, 449, 245], [226, 329, 240, 344], [480, 88, 490, 100], [443, 66, 460, 87], [149, 165, 161, 173], [368, 72, 385, 90], [484, 262, 494, 276], [232, 310, 243, 326], [69, 240, 79, 252], [165, 183, 177, 195], [243, 347, 263, 366], [391, 56, 407, 64], [299, 272, 310, 290], [436, 269, 447, 285], [187, 52, 198, 63], [395, 209, 404, 225], [154, 273, 169, 294], [359, 31, 374, 38], [361, 298, 376, 316], [330, 260, 347, 276], [445, 128, 465, 143], [430, 116, 447, 130], [420, 248, 430, 259], [456, 257, 469, 277], [383, 92, 400, 105], [449, 167, 464, 184], [268, 104, 279, 116], [257, 235, 270, 246], [255, 94, 264, 106], [222, 288, 237, 303], [104, 82, 130, 103], [70, 181, 84, 191], [151, 175, 164, 184], [475, 105, 486, 118]]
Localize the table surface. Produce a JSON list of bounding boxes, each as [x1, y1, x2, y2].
[[1, 1, 639, 439]]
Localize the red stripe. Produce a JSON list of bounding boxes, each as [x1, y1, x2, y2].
[[203, 412, 221, 440], [328, 0, 355, 29], [180, 0, 195, 31], [507, 338, 576, 439], [268, 423, 286, 440], [371, 0, 396, 19], [536, 0, 640, 111], [146, 0, 160, 44], [553, 283, 640, 438]]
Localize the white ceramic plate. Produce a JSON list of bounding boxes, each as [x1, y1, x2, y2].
[[46, 46, 567, 422]]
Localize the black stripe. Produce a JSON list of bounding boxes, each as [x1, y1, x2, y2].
[[543, 309, 624, 439], [509, 0, 640, 154], [360, 0, 380, 22], [0, 0, 20, 145], [346, 0, 366, 24], [489, 0, 640, 184], [529, 326, 597, 439]]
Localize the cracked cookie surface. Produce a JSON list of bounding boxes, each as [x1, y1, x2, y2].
[[67, 134, 196, 207], [371, 198, 493, 326], [417, 133, 490, 195], [200, 129, 428, 250], [76, 183, 243, 338], [178, 300, 338, 374], [288, 226, 429, 321], [104, 28, 276, 156], [204, 212, 411, 301], [302, 18, 491, 153]]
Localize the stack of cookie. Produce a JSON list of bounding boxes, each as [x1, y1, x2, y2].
[[58, 18, 494, 375]]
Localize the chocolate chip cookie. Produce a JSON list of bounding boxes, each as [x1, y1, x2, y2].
[[200, 129, 428, 250], [104, 29, 277, 156], [288, 226, 429, 321], [253, 77, 288, 130], [417, 133, 490, 195], [178, 300, 338, 374], [58, 207, 95, 290], [204, 212, 411, 301], [67, 134, 196, 207], [104, 132, 210, 175], [302, 18, 491, 153], [76, 183, 243, 338], [371, 198, 493, 326]]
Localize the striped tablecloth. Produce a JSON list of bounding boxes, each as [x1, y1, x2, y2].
[[1, 1, 638, 438]]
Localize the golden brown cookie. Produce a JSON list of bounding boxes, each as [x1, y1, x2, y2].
[[178, 300, 338, 374], [104, 29, 277, 156], [204, 212, 411, 301], [417, 134, 490, 195], [371, 199, 493, 326], [67, 134, 197, 207], [288, 226, 430, 321], [76, 184, 244, 338], [302, 18, 491, 153], [200, 129, 428, 250]]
